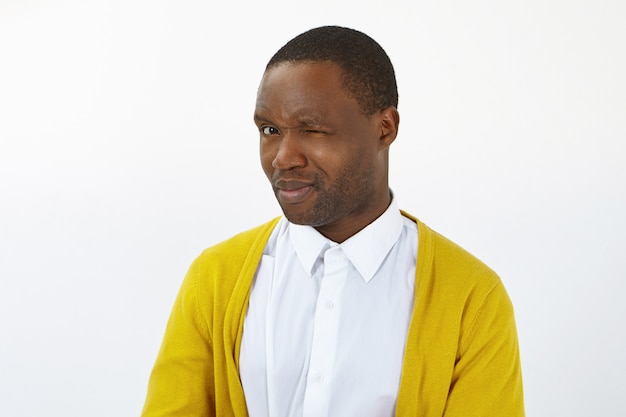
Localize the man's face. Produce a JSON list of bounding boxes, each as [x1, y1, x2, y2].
[[255, 61, 393, 240]]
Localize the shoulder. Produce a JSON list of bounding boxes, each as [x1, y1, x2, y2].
[[194, 217, 281, 267], [428, 224, 499, 286], [183, 217, 281, 296], [402, 210, 504, 304], [402, 211, 517, 356]]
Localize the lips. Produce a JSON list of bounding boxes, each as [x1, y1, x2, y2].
[[274, 179, 314, 204]]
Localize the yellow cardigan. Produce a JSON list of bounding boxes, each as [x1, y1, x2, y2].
[[142, 213, 524, 416]]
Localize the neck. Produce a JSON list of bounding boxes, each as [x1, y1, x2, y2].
[[315, 189, 392, 243]]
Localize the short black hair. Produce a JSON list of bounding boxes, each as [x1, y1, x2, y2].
[[266, 26, 398, 115]]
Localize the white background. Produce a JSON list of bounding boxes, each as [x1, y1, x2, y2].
[[1, 0, 625, 416]]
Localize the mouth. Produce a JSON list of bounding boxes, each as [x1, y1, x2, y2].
[[274, 179, 314, 204]]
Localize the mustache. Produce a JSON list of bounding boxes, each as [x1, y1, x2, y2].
[[271, 173, 319, 189]]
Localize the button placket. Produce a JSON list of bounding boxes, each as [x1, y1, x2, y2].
[[302, 246, 348, 417]]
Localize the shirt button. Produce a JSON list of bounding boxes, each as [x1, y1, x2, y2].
[[325, 300, 334, 309], [313, 373, 324, 382]]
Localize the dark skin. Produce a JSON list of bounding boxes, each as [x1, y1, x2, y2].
[[255, 61, 400, 243]]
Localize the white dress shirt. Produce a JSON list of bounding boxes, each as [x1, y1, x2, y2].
[[239, 197, 417, 417]]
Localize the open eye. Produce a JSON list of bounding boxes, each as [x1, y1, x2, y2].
[[261, 126, 280, 135]]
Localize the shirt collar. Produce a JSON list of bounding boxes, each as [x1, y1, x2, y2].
[[288, 196, 405, 283]]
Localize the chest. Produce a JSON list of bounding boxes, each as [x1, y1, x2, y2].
[[239, 240, 416, 417]]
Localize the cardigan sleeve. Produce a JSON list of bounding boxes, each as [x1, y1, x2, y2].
[[443, 280, 525, 417], [140, 219, 279, 417], [141, 256, 216, 417]]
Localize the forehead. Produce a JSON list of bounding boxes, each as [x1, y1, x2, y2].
[[255, 61, 360, 122]]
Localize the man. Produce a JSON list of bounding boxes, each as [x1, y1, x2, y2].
[[142, 26, 524, 417]]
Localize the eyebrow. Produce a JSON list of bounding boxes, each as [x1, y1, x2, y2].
[[296, 115, 324, 127], [253, 113, 327, 128]]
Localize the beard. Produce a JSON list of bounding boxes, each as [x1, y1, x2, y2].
[[274, 155, 377, 228]]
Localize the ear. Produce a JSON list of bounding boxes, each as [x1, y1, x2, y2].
[[379, 106, 400, 147]]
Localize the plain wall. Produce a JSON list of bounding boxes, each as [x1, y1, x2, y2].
[[1, 0, 625, 415]]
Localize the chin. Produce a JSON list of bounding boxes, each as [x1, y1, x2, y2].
[[281, 208, 319, 227], [282, 211, 311, 225]]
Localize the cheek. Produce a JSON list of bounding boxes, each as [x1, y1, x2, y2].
[[311, 138, 366, 169]]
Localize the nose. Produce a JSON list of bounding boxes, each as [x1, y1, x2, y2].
[[272, 130, 306, 170]]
